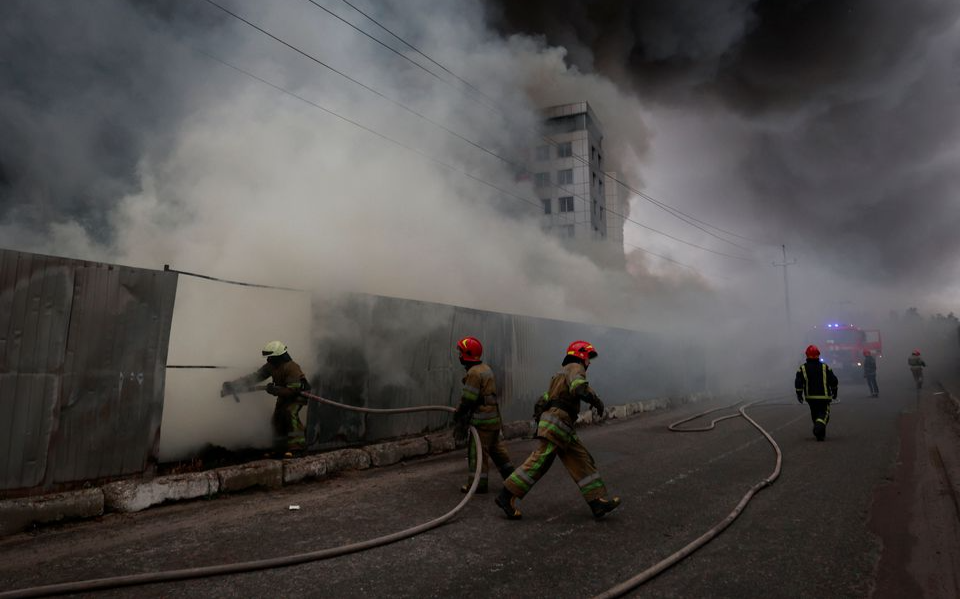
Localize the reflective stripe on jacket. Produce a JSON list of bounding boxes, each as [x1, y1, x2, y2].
[[795, 359, 838, 400], [460, 362, 501, 430]]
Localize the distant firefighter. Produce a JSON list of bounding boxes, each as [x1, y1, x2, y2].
[[862, 350, 879, 397], [451, 336, 515, 494], [496, 340, 620, 520], [907, 350, 926, 389], [795, 345, 839, 442], [222, 341, 311, 456]]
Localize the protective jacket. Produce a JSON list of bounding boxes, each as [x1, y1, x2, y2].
[[536, 362, 601, 445], [907, 356, 926, 370], [237, 355, 310, 452], [863, 355, 877, 376], [795, 359, 839, 400], [458, 362, 501, 431]]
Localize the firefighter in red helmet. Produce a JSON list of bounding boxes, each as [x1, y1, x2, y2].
[[795, 345, 839, 441], [452, 336, 515, 494], [496, 340, 620, 519]]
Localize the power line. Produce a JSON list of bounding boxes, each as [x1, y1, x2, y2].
[[202, 0, 756, 264], [331, 0, 763, 252]]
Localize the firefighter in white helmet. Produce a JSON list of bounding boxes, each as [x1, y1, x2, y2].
[[222, 341, 311, 456]]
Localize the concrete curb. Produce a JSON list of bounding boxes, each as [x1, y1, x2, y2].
[[103, 471, 219, 513], [0, 488, 103, 536], [0, 393, 710, 536]]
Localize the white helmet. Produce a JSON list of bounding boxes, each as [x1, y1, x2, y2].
[[262, 340, 288, 357]]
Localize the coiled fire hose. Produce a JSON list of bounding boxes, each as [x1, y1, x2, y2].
[[592, 396, 787, 599], [0, 393, 482, 599]]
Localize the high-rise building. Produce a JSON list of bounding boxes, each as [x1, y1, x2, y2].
[[533, 101, 608, 241], [532, 101, 626, 268]]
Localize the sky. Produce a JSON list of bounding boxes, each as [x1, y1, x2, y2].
[[2, 0, 958, 335]]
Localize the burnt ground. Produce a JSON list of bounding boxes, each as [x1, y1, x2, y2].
[[870, 380, 960, 599]]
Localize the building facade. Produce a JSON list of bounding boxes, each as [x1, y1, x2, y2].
[[533, 102, 608, 241]]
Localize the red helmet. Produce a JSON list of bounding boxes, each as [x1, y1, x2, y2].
[[566, 340, 598, 362], [912, 349, 921, 356], [457, 336, 483, 362], [805, 345, 820, 359], [863, 350, 871, 357]]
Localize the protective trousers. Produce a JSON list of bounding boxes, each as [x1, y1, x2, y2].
[[504, 435, 607, 503], [865, 375, 879, 395], [911, 368, 923, 389], [466, 428, 514, 491], [807, 398, 831, 438], [271, 397, 307, 452]]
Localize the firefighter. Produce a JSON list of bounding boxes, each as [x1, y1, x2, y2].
[[795, 345, 839, 442], [451, 336, 515, 494], [222, 341, 311, 456], [862, 350, 879, 397], [908, 350, 926, 389], [495, 340, 620, 520]]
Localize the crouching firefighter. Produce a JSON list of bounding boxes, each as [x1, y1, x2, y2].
[[496, 340, 621, 520], [795, 344, 838, 442], [222, 341, 311, 456], [452, 336, 515, 494]]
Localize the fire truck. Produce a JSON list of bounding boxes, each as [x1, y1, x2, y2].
[[805, 323, 883, 380]]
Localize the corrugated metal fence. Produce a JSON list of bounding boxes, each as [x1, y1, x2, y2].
[[0, 249, 177, 497], [307, 293, 703, 449]]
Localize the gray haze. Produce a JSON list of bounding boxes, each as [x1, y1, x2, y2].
[[2, 0, 957, 337]]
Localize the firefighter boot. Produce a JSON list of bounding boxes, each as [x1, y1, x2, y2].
[[589, 496, 621, 519], [495, 488, 522, 520], [461, 479, 488, 494], [813, 422, 826, 442]]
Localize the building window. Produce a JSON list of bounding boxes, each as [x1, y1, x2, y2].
[[591, 146, 596, 161], [534, 172, 550, 187], [561, 224, 575, 238], [598, 153, 602, 167], [592, 172, 597, 188], [557, 142, 572, 158], [557, 169, 574, 185], [542, 198, 552, 214], [593, 199, 597, 214], [559, 196, 574, 212], [536, 145, 550, 161]]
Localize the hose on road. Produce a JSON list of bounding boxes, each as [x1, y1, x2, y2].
[[593, 396, 788, 599], [1, 394, 482, 599]]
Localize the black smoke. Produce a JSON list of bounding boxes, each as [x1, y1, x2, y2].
[[486, 0, 960, 297]]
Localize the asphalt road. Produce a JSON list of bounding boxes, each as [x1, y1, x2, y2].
[[1, 377, 957, 599]]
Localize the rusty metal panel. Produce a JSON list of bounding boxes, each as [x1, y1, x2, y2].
[[0, 249, 177, 495]]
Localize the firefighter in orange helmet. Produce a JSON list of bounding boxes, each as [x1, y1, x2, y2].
[[496, 341, 620, 520], [795, 345, 838, 441], [452, 336, 515, 494]]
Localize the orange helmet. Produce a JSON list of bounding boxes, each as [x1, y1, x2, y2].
[[805, 345, 820, 359], [457, 336, 483, 362], [912, 349, 921, 356], [566, 340, 598, 363]]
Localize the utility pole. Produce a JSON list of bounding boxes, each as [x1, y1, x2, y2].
[[773, 245, 797, 330]]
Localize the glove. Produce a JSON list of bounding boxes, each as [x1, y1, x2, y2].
[[592, 397, 605, 418], [266, 383, 280, 396], [796, 393, 804, 404], [221, 381, 235, 397]]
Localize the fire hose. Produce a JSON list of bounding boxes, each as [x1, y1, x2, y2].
[[0, 393, 483, 599], [591, 396, 788, 599]]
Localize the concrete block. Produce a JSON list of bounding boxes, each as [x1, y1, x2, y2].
[[282, 455, 330, 485], [324, 448, 372, 474], [216, 459, 282, 493], [103, 472, 218, 513], [365, 438, 429, 467], [0, 488, 103, 536], [425, 431, 456, 453], [611, 405, 629, 420]]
